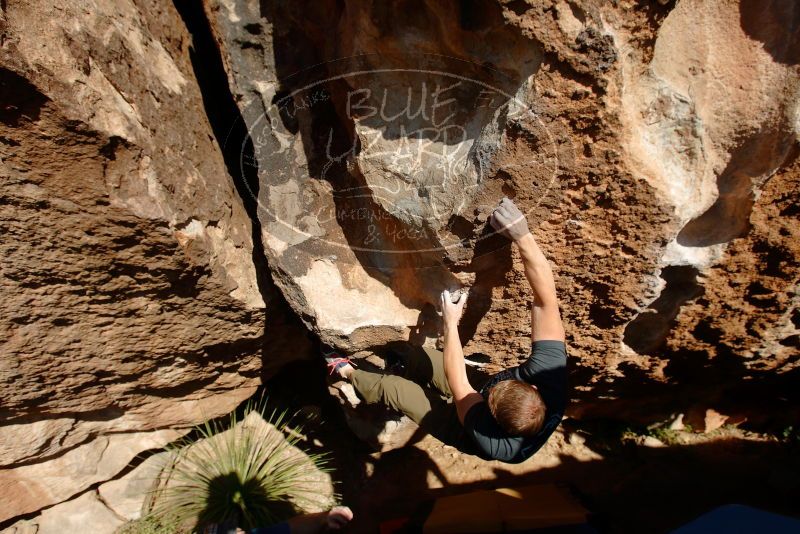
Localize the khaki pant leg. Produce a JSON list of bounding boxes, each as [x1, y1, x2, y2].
[[420, 346, 452, 397], [399, 345, 453, 398], [350, 369, 432, 425]]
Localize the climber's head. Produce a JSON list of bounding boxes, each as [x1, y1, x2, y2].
[[488, 380, 546, 436]]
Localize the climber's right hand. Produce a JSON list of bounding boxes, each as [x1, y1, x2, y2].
[[489, 197, 531, 242], [440, 289, 467, 327]]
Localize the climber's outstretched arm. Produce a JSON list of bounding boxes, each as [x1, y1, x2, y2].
[[490, 198, 565, 342], [517, 233, 565, 342], [441, 290, 483, 423]]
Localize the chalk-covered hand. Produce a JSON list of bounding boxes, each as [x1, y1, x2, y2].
[[441, 289, 467, 327], [489, 197, 530, 242]]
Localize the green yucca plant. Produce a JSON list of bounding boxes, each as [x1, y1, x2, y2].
[[116, 513, 181, 534], [144, 400, 334, 532]]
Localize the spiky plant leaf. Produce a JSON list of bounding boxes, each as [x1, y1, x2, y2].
[[143, 400, 333, 531]]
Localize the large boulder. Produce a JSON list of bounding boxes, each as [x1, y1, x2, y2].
[[0, 0, 287, 524], [2, 0, 799, 525], [4, 411, 333, 533], [204, 0, 799, 407]]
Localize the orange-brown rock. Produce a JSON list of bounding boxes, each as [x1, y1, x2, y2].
[[0, 0, 278, 523], [204, 0, 798, 412], [2, 0, 799, 526]]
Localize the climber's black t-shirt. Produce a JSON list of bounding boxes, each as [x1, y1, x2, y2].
[[462, 340, 567, 463]]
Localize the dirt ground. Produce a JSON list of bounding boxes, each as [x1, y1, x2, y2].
[[265, 361, 800, 534], [325, 427, 799, 533]]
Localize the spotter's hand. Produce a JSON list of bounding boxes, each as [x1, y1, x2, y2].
[[326, 506, 354, 530]]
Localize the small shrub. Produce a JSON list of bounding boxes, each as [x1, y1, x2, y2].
[[143, 401, 333, 532]]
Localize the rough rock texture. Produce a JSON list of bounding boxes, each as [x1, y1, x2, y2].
[[0, 429, 181, 523], [2, 0, 799, 526], [205, 0, 798, 412], [4, 458, 153, 534], [11, 491, 125, 534], [97, 451, 171, 521], [4, 412, 334, 534], [0, 0, 290, 524]]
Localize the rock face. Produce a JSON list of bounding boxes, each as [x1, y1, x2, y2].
[[5, 411, 333, 533], [0, 0, 287, 524], [2, 0, 799, 526], [205, 0, 798, 407]]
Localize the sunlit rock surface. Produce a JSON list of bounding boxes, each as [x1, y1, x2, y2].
[[2, 0, 799, 526], [0, 0, 273, 523], [4, 412, 332, 533], [205, 0, 798, 390]]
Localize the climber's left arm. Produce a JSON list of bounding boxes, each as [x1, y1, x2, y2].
[[441, 290, 484, 423]]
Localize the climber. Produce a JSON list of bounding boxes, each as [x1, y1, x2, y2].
[[325, 197, 567, 463]]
